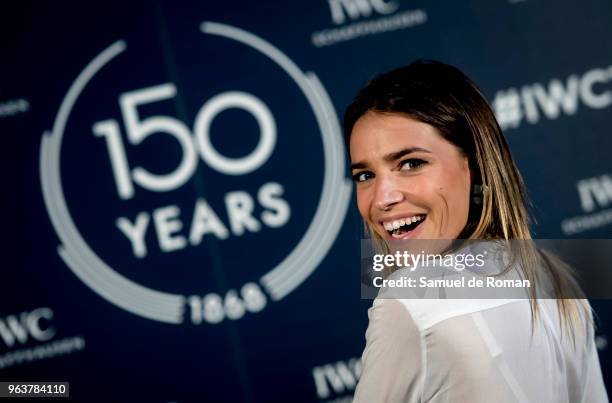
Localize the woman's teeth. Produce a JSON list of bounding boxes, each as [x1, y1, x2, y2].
[[383, 215, 425, 235]]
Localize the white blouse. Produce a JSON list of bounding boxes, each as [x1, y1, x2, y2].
[[352, 297, 608, 402]]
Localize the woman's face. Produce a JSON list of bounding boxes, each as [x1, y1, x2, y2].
[[349, 112, 471, 241]]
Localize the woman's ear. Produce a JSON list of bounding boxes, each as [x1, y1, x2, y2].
[[467, 159, 485, 206], [467, 157, 475, 185]]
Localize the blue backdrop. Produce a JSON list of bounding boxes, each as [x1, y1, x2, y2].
[[2, 1, 612, 401]]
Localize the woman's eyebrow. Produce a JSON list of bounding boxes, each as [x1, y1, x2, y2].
[[384, 147, 431, 162], [350, 147, 431, 171], [350, 161, 368, 171]]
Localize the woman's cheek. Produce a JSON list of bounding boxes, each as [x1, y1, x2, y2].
[[356, 188, 373, 223]]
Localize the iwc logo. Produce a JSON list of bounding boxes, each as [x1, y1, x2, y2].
[[40, 22, 351, 325]]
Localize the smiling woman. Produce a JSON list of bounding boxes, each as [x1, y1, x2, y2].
[[344, 60, 608, 403], [349, 113, 471, 241]]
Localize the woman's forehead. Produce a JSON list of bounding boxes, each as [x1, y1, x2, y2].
[[349, 112, 445, 160]]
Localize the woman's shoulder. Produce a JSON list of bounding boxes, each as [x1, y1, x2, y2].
[[394, 298, 529, 331], [375, 266, 529, 331]]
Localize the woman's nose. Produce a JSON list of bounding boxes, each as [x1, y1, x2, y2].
[[373, 175, 404, 211]]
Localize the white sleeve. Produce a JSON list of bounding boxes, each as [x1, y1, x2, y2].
[[581, 320, 609, 403], [353, 298, 424, 403], [581, 343, 609, 403]]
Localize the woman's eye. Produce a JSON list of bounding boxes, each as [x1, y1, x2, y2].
[[400, 158, 426, 171], [352, 171, 373, 183]]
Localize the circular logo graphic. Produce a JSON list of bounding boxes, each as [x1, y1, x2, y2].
[[40, 21, 351, 324]]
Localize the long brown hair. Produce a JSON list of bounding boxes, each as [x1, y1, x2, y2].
[[344, 60, 591, 342]]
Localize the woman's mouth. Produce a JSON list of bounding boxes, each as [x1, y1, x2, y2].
[[381, 215, 426, 239]]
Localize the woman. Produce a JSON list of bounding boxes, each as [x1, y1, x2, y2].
[[344, 60, 608, 402]]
